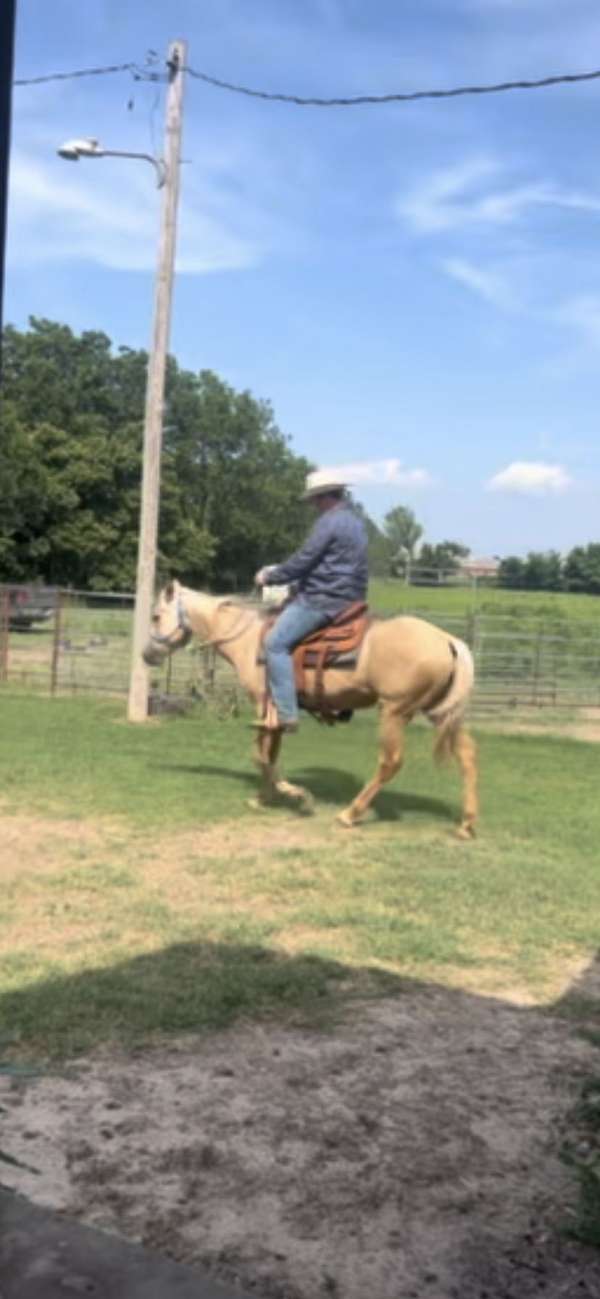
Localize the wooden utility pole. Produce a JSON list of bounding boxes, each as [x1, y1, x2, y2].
[[127, 38, 187, 722], [0, 0, 17, 376]]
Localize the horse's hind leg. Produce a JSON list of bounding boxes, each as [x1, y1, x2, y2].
[[337, 704, 405, 828], [454, 727, 478, 839]]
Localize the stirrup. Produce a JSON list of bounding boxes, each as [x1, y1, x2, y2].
[[251, 717, 298, 734]]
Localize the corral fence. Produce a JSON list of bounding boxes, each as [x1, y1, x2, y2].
[[1, 584, 600, 716], [0, 586, 224, 708]]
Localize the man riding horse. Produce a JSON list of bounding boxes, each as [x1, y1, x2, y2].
[[254, 469, 368, 732]]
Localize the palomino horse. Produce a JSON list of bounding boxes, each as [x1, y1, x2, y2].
[[143, 581, 478, 838]]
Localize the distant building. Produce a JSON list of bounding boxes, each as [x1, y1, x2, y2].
[[458, 556, 500, 581]]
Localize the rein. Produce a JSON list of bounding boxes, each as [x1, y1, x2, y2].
[[195, 608, 256, 651]]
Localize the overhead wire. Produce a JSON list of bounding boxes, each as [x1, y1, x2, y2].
[[13, 60, 600, 103], [183, 64, 600, 106], [14, 62, 139, 86]]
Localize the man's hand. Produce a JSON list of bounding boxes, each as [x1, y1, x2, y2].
[[254, 566, 274, 588]]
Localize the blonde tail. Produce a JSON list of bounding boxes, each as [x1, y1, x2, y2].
[[427, 638, 475, 764]]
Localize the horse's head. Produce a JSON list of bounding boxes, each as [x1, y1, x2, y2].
[[142, 579, 193, 666]]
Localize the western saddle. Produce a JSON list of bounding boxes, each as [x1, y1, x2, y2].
[[260, 600, 371, 724]]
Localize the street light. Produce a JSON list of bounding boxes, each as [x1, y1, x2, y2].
[[56, 39, 186, 723], [57, 137, 166, 186]]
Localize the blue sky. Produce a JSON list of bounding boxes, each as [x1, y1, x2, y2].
[[7, 0, 600, 556]]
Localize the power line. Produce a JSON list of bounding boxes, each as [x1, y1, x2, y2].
[[13, 62, 160, 87], [184, 64, 600, 105], [13, 59, 600, 104]]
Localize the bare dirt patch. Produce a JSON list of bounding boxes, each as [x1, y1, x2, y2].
[[476, 705, 600, 744], [1, 814, 114, 874], [2, 988, 600, 1298]]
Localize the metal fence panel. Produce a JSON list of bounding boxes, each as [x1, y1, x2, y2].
[[1, 586, 600, 715]]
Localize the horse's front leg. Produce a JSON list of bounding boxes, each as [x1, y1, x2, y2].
[[251, 727, 314, 815], [252, 728, 282, 807]]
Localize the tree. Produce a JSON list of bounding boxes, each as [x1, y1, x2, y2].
[[563, 544, 600, 594], [497, 556, 525, 589], [522, 551, 562, 592], [347, 497, 392, 576], [165, 369, 311, 588], [417, 540, 469, 578], [382, 506, 423, 578], [498, 551, 563, 592], [1, 319, 311, 590]]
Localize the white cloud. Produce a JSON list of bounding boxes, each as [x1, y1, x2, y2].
[[396, 157, 600, 235], [486, 461, 572, 495], [325, 459, 432, 488], [441, 257, 517, 310]]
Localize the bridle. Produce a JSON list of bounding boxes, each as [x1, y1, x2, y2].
[[148, 592, 193, 651], [149, 593, 255, 653]]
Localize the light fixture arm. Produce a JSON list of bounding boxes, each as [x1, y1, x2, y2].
[[100, 149, 166, 187]]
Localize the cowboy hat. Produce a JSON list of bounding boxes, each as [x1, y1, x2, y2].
[[302, 468, 348, 500]]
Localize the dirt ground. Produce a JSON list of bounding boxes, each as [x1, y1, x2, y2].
[[2, 983, 600, 1299]]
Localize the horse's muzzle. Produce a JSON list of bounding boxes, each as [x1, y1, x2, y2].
[[142, 640, 168, 667]]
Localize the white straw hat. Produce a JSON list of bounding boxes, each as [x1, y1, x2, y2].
[[302, 469, 348, 500]]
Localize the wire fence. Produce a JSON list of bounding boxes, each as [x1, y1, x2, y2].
[[1, 584, 600, 717]]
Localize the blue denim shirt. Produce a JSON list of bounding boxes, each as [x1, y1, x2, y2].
[[267, 504, 368, 617]]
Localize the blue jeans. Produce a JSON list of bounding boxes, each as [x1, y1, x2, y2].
[[264, 600, 330, 724]]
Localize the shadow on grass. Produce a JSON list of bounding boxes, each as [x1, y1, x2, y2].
[[295, 767, 455, 823], [3, 934, 600, 1065], [0, 940, 406, 1060], [155, 762, 456, 825]]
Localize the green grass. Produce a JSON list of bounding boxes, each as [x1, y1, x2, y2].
[[370, 577, 600, 623], [1, 693, 600, 1057]]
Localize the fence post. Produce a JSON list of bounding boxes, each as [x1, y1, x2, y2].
[[165, 650, 173, 697], [202, 646, 216, 697], [0, 587, 9, 682], [532, 627, 543, 706], [50, 590, 63, 696]]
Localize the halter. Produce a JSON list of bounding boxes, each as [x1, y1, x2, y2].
[[150, 593, 254, 653], [149, 592, 193, 650]]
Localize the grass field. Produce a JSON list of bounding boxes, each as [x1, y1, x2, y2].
[[0, 693, 599, 1059], [370, 578, 600, 623]]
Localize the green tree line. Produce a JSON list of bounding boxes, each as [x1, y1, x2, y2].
[[1, 319, 312, 591], [6, 320, 594, 597], [0, 321, 469, 594], [497, 549, 600, 595]]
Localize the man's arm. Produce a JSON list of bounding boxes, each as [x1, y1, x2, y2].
[[263, 514, 332, 586]]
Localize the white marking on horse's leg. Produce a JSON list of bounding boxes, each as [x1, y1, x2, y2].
[[338, 704, 405, 826], [336, 808, 360, 829], [275, 780, 315, 815]]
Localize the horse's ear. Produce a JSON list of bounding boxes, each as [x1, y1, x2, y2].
[[164, 578, 179, 603]]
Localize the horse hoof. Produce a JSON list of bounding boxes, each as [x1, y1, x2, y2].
[[247, 798, 270, 812], [336, 811, 358, 829], [455, 823, 476, 841]]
